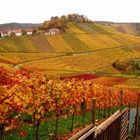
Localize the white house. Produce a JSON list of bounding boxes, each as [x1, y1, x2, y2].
[[14, 29, 22, 36], [0, 29, 33, 37], [26, 29, 33, 35], [27, 31, 32, 35], [0, 30, 9, 37], [49, 28, 60, 35]]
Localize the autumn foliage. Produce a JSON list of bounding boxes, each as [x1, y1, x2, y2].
[[0, 67, 138, 139]]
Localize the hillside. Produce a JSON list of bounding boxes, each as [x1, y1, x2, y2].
[[96, 21, 140, 35], [112, 23, 140, 35], [1, 22, 139, 53], [0, 20, 140, 76]]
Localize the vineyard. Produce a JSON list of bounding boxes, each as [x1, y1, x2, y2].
[[0, 68, 139, 139], [1, 20, 140, 139], [0, 23, 140, 53], [18, 46, 140, 76], [0, 22, 140, 76], [0, 52, 64, 72]]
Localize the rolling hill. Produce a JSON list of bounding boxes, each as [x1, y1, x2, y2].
[[1, 20, 140, 76]]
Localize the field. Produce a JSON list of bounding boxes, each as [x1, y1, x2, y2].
[[1, 29, 140, 87], [0, 22, 140, 77], [1, 22, 140, 77], [18, 46, 140, 76]]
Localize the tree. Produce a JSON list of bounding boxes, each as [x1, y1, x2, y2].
[[51, 16, 59, 21], [39, 14, 91, 32], [10, 32, 16, 37], [32, 30, 37, 35], [21, 29, 27, 35]]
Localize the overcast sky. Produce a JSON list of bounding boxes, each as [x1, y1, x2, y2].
[[0, 0, 140, 24]]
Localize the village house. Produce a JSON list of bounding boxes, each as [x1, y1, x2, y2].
[[26, 29, 33, 35], [24, 28, 33, 35], [13, 29, 22, 36], [49, 28, 60, 35], [0, 29, 34, 37], [0, 30, 10, 37]]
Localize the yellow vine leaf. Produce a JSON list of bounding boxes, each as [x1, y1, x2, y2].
[[3, 104, 8, 112]]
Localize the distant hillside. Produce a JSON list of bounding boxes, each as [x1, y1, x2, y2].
[[96, 21, 140, 35], [0, 22, 41, 29]]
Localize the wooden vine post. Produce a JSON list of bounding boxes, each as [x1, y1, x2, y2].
[[128, 103, 131, 136], [133, 93, 140, 139], [92, 98, 96, 126], [108, 90, 111, 117], [120, 90, 123, 112]]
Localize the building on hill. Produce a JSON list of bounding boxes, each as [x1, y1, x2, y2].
[[37, 28, 60, 36], [26, 29, 33, 35], [0, 28, 33, 37], [0, 30, 10, 37], [0, 28, 59, 37], [49, 28, 60, 35], [13, 29, 22, 36]]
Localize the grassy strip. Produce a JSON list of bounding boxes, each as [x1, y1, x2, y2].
[[5, 107, 120, 140]]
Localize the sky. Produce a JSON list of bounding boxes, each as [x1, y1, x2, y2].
[[0, 0, 140, 24]]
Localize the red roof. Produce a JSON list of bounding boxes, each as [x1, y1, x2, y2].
[[13, 29, 22, 33], [0, 30, 9, 34]]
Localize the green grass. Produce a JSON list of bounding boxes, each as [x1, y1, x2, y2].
[[5, 112, 92, 140], [5, 107, 119, 140]]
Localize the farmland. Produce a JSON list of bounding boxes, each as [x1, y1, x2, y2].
[[18, 46, 140, 76], [0, 20, 139, 96], [1, 21, 140, 77]]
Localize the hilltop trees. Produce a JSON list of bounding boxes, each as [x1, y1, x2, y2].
[[67, 14, 89, 23], [39, 14, 91, 31]]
